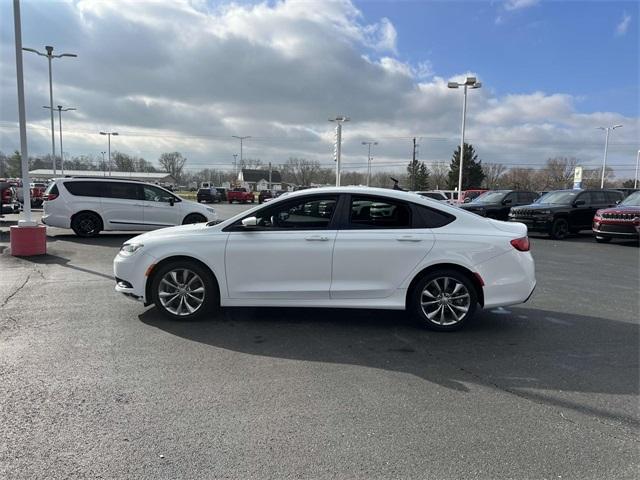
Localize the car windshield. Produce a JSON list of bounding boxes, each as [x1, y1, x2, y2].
[[472, 191, 507, 203], [620, 191, 640, 206], [536, 191, 579, 204]]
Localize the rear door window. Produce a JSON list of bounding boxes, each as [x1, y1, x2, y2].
[[590, 191, 606, 205], [103, 182, 141, 200], [349, 196, 412, 229]]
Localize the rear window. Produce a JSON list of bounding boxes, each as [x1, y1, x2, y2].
[[64, 181, 101, 197], [103, 182, 140, 200]]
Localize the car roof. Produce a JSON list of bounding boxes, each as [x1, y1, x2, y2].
[[56, 177, 170, 188]]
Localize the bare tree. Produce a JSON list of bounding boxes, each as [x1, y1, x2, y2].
[[581, 167, 615, 188], [238, 158, 263, 170], [482, 163, 507, 189], [158, 152, 187, 181], [281, 158, 321, 186], [500, 168, 538, 191], [430, 162, 449, 190], [539, 157, 577, 190]]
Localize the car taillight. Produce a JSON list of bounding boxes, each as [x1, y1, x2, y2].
[[44, 193, 58, 201], [510, 237, 530, 252]]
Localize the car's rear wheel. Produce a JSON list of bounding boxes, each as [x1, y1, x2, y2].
[[550, 218, 569, 240], [71, 211, 102, 237], [183, 213, 206, 224], [409, 270, 478, 331], [151, 261, 217, 320], [595, 236, 611, 243]]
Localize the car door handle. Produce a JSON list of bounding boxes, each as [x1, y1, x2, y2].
[[396, 235, 422, 242], [305, 235, 330, 241]]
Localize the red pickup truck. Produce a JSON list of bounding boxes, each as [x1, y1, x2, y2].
[[227, 188, 255, 204]]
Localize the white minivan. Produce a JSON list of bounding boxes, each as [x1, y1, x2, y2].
[[42, 178, 217, 237]]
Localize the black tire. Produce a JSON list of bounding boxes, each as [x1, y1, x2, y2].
[[71, 211, 102, 237], [595, 236, 611, 243], [550, 218, 569, 240], [228, 200, 234, 204], [409, 269, 478, 332], [182, 213, 207, 225], [151, 260, 218, 321]]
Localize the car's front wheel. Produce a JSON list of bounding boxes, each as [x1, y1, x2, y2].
[[151, 261, 217, 320], [409, 270, 478, 331], [183, 213, 206, 224]]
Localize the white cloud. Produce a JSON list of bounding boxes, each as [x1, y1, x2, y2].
[[615, 12, 631, 36], [504, 0, 540, 11], [0, 0, 637, 176]]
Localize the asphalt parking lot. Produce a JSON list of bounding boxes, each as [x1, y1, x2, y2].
[[1, 206, 638, 479]]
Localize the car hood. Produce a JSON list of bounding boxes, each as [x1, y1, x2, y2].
[[461, 202, 501, 210], [597, 206, 640, 214], [511, 203, 566, 211], [127, 222, 212, 243]]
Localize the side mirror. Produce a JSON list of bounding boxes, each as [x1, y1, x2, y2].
[[503, 198, 513, 205], [463, 198, 472, 203], [573, 200, 585, 207], [241, 216, 258, 227], [169, 197, 175, 206]]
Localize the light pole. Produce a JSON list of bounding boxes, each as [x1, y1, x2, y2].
[[448, 77, 482, 198], [99, 131, 118, 176], [232, 153, 238, 179], [100, 151, 106, 175], [361, 141, 378, 186], [635, 149, 639, 189], [596, 124, 622, 188], [330, 116, 350, 186], [232, 136, 251, 174], [23, 45, 77, 175], [44, 105, 75, 175]]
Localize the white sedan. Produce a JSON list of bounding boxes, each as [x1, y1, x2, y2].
[[114, 187, 535, 331]]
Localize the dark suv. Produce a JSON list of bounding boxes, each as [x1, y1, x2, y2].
[[196, 187, 221, 203], [460, 190, 539, 221], [509, 189, 624, 240]]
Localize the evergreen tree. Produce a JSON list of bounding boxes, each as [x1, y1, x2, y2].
[[406, 159, 430, 190], [447, 143, 485, 190]]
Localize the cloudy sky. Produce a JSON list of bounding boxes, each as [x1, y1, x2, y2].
[[0, 0, 638, 177]]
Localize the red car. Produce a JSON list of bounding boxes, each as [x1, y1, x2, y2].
[[227, 188, 255, 204], [592, 191, 640, 243]]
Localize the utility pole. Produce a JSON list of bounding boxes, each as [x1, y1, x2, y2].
[[597, 125, 623, 188], [412, 137, 417, 191], [232, 153, 238, 180], [635, 149, 639, 189], [99, 131, 118, 176], [361, 141, 377, 186], [268, 162, 272, 190]]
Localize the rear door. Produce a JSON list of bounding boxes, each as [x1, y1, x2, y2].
[[100, 182, 144, 230], [331, 195, 435, 299], [62, 181, 103, 216]]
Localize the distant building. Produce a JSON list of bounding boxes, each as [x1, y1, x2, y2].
[[28, 169, 177, 185], [238, 168, 283, 191]]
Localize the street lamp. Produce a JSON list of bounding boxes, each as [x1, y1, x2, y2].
[[361, 141, 378, 186], [100, 151, 106, 175], [44, 105, 75, 175], [23, 45, 77, 175], [231, 136, 251, 175], [596, 124, 622, 188], [635, 149, 639, 189], [448, 76, 482, 198], [329, 116, 350, 186], [99, 131, 118, 176]]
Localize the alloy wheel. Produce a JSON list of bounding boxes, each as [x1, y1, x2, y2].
[[420, 277, 471, 326], [158, 269, 206, 316]]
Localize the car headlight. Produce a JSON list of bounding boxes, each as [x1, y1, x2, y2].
[[119, 243, 144, 256]]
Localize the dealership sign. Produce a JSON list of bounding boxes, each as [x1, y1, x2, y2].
[[573, 166, 583, 189]]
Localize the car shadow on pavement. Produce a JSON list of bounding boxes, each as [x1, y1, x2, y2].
[[530, 232, 639, 247], [139, 305, 639, 427], [46, 232, 138, 248], [20, 252, 114, 280]]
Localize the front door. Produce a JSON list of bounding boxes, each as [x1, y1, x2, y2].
[[331, 195, 435, 299], [225, 194, 339, 299], [141, 185, 179, 228]]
